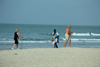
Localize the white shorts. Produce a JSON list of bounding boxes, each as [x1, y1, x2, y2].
[[65, 34, 70, 40]]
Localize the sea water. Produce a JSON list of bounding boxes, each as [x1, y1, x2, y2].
[[0, 23, 100, 50]]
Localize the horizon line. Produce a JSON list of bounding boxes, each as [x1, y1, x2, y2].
[[0, 23, 100, 26]]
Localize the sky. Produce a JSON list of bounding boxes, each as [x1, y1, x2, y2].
[[0, 0, 100, 26]]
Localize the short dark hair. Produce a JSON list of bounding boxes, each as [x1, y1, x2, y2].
[[54, 29, 56, 32]]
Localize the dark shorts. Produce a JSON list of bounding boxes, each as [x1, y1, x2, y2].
[[14, 39, 19, 44]]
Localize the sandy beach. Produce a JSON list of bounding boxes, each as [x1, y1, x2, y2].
[[0, 48, 100, 67]]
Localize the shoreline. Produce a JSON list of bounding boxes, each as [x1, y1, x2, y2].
[[0, 41, 100, 50], [0, 46, 100, 51]]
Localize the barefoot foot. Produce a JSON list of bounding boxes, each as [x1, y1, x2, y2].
[[63, 46, 66, 48], [69, 46, 72, 48]]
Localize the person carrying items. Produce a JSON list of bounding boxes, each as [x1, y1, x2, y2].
[[52, 29, 59, 48]]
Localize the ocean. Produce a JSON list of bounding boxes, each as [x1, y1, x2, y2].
[[0, 23, 100, 50]]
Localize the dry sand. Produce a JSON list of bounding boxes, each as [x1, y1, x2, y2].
[[0, 48, 100, 67]]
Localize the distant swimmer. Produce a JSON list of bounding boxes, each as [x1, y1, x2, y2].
[[12, 29, 23, 50], [64, 25, 73, 48]]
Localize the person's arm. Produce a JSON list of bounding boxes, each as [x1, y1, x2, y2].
[[68, 29, 73, 35], [69, 30, 73, 35], [17, 34, 23, 38], [71, 32, 73, 34], [67, 28, 70, 35], [69, 31, 73, 34]]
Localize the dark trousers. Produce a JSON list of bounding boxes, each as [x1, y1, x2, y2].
[[54, 43, 58, 48]]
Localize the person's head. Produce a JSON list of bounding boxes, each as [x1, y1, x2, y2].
[[53, 29, 56, 35], [68, 25, 71, 28], [16, 29, 19, 32], [54, 29, 56, 33]]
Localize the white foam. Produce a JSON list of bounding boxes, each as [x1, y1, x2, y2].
[[72, 33, 100, 36], [21, 41, 51, 43], [61, 38, 100, 42], [71, 40, 100, 43], [0, 38, 100, 43], [72, 33, 90, 36], [72, 38, 100, 41], [60, 37, 66, 40], [91, 33, 100, 36], [0, 41, 51, 43]]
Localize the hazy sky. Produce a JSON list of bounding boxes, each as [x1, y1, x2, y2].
[[0, 0, 100, 26]]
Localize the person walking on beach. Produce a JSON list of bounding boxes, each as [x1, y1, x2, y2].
[[12, 29, 23, 50], [52, 29, 59, 48], [64, 25, 73, 48]]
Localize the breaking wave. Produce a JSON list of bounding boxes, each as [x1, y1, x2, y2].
[[72, 33, 100, 36]]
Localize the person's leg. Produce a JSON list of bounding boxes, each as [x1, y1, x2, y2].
[[55, 43, 58, 48], [54, 43, 56, 48], [16, 44, 18, 49], [16, 40, 19, 49], [69, 38, 71, 47], [64, 34, 69, 48], [12, 40, 17, 49], [12, 44, 16, 49], [64, 39, 68, 48]]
